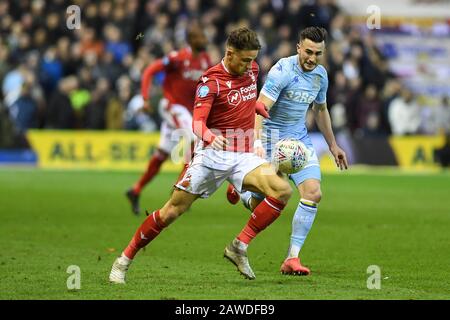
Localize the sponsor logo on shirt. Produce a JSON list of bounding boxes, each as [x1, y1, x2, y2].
[[285, 90, 316, 104], [241, 82, 257, 102], [227, 90, 241, 106], [226, 82, 257, 106]]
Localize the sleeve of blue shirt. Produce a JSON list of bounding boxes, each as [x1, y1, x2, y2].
[[260, 59, 291, 102], [314, 67, 329, 104]]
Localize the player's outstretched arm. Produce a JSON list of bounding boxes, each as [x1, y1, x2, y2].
[[141, 59, 166, 111], [312, 102, 348, 170]]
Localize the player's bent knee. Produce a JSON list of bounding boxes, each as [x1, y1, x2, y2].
[[271, 179, 292, 203], [304, 189, 322, 203]]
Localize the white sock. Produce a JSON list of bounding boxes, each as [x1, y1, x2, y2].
[[119, 253, 132, 265], [233, 238, 248, 252], [287, 199, 318, 259]]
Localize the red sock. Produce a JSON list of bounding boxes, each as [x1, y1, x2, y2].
[[133, 149, 168, 194], [237, 196, 286, 244], [123, 210, 166, 259]]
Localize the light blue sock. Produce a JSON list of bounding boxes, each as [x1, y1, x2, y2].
[[239, 191, 253, 211], [287, 199, 318, 259], [239, 191, 264, 211]]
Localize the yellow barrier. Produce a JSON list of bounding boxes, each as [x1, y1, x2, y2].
[[389, 135, 446, 170], [26, 131, 446, 172], [27, 130, 184, 171]]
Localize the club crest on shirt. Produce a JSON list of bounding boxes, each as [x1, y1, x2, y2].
[[248, 70, 256, 82], [197, 85, 209, 98], [227, 90, 242, 106]]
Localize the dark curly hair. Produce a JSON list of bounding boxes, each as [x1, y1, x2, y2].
[[299, 27, 328, 43]]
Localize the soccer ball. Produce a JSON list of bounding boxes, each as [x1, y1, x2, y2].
[[272, 138, 309, 174]]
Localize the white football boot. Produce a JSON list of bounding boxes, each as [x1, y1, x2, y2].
[[109, 255, 132, 284], [224, 240, 256, 280]]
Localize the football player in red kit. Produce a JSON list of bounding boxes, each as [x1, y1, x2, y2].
[[125, 23, 212, 214], [110, 27, 290, 283]]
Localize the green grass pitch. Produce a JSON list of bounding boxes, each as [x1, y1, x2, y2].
[[0, 168, 449, 299]]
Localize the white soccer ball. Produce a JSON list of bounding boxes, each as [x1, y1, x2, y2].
[[272, 138, 309, 174]]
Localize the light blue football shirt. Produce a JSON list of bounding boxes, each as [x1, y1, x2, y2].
[[260, 55, 328, 149]]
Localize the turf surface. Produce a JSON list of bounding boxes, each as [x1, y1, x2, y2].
[[0, 168, 449, 299]]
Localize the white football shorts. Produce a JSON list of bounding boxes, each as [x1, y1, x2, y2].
[[158, 98, 195, 157], [175, 148, 267, 198]]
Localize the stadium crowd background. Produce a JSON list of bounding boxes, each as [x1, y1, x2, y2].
[[1, 0, 449, 149]]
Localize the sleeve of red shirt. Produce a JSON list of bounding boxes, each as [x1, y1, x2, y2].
[[192, 78, 218, 144], [141, 51, 181, 100], [141, 59, 165, 100]]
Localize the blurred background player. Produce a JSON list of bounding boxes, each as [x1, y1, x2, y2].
[[125, 23, 212, 214], [227, 27, 348, 275], [110, 27, 289, 284]]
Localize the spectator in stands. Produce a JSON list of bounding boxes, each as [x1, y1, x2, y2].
[[83, 77, 110, 130], [432, 96, 450, 134], [388, 88, 421, 136], [0, 0, 424, 137], [39, 46, 63, 98], [344, 77, 362, 134], [104, 24, 132, 64], [435, 134, 450, 168], [45, 76, 78, 129], [79, 26, 104, 57], [380, 79, 402, 135], [355, 84, 383, 136], [9, 72, 38, 132]]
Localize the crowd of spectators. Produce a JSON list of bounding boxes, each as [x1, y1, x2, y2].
[[0, 0, 449, 146]]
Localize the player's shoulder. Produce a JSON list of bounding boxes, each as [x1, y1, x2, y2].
[[313, 64, 328, 79], [201, 62, 222, 78], [178, 47, 194, 60], [272, 55, 296, 74], [196, 63, 222, 89]]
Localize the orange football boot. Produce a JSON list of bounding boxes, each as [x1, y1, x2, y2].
[[280, 257, 311, 276]]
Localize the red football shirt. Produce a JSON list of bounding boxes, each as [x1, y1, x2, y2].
[[141, 47, 211, 112], [193, 60, 259, 152]]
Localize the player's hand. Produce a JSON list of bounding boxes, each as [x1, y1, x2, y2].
[[330, 144, 348, 170], [255, 101, 270, 119], [254, 146, 266, 159], [253, 139, 266, 159], [210, 135, 229, 151], [141, 100, 153, 113]]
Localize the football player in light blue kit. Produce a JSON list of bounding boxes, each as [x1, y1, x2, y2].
[[227, 27, 348, 275]]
